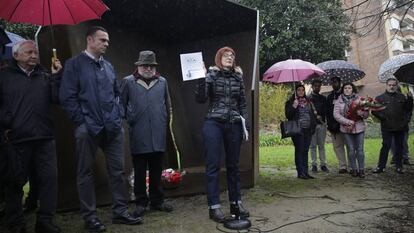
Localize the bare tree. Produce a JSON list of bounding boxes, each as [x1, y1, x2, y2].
[[343, 0, 414, 37]]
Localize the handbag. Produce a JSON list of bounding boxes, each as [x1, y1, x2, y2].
[[280, 120, 301, 138]]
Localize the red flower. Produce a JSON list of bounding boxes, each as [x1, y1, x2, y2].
[[161, 168, 185, 185], [345, 96, 385, 133]]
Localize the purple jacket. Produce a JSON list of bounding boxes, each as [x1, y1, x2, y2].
[[333, 95, 369, 134]]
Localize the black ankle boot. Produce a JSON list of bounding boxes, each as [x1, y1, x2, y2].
[[35, 221, 61, 233], [230, 203, 250, 218], [209, 208, 225, 223]]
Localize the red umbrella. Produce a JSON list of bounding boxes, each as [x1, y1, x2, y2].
[[263, 59, 325, 84], [0, 0, 109, 26]]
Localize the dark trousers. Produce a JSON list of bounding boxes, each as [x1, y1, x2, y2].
[[378, 130, 405, 169], [202, 120, 242, 208], [4, 139, 57, 228], [25, 165, 39, 207], [75, 124, 128, 221], [292, 128, 312, 176], [132, 152, 164, 207], [391, 130, 409, 161]]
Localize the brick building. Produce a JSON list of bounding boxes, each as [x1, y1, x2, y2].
[[342, 0, 414, 96]]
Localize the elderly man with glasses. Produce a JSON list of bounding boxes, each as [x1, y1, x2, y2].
[[120, 50, 174, 218], [372, 77, 413, 174]]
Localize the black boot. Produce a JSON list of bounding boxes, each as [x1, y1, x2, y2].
[[35, 221, 61, 233], [230, 203, 250, 218], [9, 225, 26, 233], [209, 208, 225, 223]]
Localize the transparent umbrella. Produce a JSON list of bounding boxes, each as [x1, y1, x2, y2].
[[378, 54, 414, 83]]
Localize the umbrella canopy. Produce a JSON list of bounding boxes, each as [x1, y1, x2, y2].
[[393, 61, 414, 85], [0, 0, 109, 26], [306, 60, 365, 85], [378, 54, 414, 83], [0, 30, 25, 60], [263, 59, 325, 84]]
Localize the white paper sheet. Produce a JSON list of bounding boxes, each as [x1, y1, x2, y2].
[[240, 116, 249, 141], [180, 52, 205, 81]]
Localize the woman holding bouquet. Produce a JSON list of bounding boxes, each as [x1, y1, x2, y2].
[[333, 82, 369, 178], [285, 84, 317, 179]]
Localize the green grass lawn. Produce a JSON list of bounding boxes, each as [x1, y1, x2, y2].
[[259, 135, 414, 171]]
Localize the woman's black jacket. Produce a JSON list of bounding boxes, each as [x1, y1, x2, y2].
[[284, 95, 316, 134], [195, 66, 248, 128]]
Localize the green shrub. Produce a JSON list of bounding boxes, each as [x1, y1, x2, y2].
[[259, 133, 292, 147], [259, 83, 292, 130]]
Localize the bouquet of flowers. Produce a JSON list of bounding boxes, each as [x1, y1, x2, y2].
[[345, 96, 385, 133], [346, 96, 385, 121], [161, 168, 186, 189]]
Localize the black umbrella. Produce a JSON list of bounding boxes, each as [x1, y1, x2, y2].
[[378, 54, 414, 83], [394, 61, 414, 84], [306, 60, 365, 85]]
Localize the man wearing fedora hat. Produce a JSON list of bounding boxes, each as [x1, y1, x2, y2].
[[120, 50, 174, 217]]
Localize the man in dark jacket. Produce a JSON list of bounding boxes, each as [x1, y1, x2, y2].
[[59, 26, 141, 232], [326, 77, 348, 174], [120, 51, 173, 218], [0, 40, 62, 233], [308, 79, 329, 173], [372, 78, 413, 174]]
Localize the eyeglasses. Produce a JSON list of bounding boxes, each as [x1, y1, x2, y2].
[[222, 54, 235, 59], [140, 65, 156, 69]]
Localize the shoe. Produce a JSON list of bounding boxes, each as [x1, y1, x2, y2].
[[112, 213, 142, 225], [150, 202, 173, 212], [84, 218, 106, 232], [230, 203, 249, 218], [390, 160, 395, 165], [338, 169, 348, 174], [321, 165, 329, 173], [297, 174, 308, 179], [209, 208, 225, 223], [358, 170, 365, 178], [132, 205, 146, 218], [305, 173, 315, 179], [351, 170, 358, 177], [403, 159, 410, 165], [23, 199, 38, 214], [311, 165, 318, 172], [35, 221, 61, 233], [373, 167, 384, 174], [396, 168, 404, 174], [8, 226, 26, 233]]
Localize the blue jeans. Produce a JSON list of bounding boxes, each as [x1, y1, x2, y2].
[[202, 120, 242, 208], [291, 128, 312, 176], [344, 132, 365, 170]]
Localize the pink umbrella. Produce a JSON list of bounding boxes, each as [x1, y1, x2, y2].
[[263, 59, 325, 83]]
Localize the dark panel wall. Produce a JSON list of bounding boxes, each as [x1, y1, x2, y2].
[[38, 1, 258, 210]]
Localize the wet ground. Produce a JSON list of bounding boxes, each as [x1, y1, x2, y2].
[[2, 165, 413, 233]]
